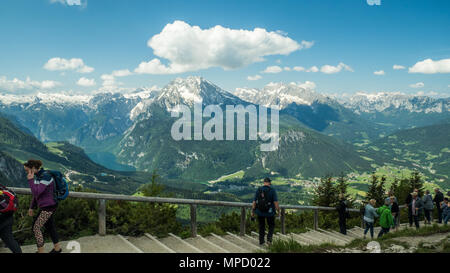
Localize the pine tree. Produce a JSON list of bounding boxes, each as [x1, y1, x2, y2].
[[313, 175, 338, 207], [409, 171, 424, 197], [366, 174, 385, 206]]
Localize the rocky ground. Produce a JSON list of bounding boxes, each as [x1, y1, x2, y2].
[[328, 232, 450, 253]]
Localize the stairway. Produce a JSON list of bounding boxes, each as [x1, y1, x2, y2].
[[1, 222, 444, 253]]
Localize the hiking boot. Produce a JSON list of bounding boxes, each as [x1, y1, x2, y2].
[[49, 248, 62, 253]]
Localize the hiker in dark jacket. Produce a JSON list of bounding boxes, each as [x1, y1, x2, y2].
[[0, 186, 22, 253], [423, 190, 434, 224], [251, 177, 280, 246], [24, 159, 62, 253], [390, 196, 400, 231], [433, 188, 444, 223], [408, 192, 423, 229], [337, 193, 348, 235], [405, 188, 419, 227]]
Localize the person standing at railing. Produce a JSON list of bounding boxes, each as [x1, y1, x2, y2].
[[408, 192, 423, 229], [251, 177, 280, 246], [336, 193, 348, 235], [405, 188, 419, 227], [433, 188, 444, 224], [24, 159, 62, 254], [423, 190, 434, 225], [390, 196, 400, 231], [363, 199, 378, 240]]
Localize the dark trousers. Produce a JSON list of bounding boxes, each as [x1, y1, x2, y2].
[[437, 205, 443, 223], [424, 209, 432, 223], [257, 216, 275, 245], [339, 215, 347, 235], [363, 221, 374, 238], [0, 213, 22, 253], [32, 210, 59, 246], [410, 214, 420, 229], [377, 227, 390, 238]]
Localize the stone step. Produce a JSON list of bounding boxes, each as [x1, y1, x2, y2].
[[127, 234, 175, 253], [306, 229, 346, 246], [204, 233, 248, 253], [291, 233, 320, 245], [158, 234, 202, 253], [225, 232, 264, 252], [318, 229, 353, 244], [0, 235, 143, 253], [184, 235, 229, 253]]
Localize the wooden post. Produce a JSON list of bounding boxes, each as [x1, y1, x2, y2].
[[281, 208, 286, 234], [240, 207, 246, 236], [98, 199, 106, 236], [314, 209, 319, 230], [190, 204, 197, 238]]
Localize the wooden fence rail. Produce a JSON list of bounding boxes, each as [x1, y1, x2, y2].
[[10, 187, 363, 237]]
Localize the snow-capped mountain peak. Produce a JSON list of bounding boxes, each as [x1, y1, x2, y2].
[[233, 81, 326, 109]]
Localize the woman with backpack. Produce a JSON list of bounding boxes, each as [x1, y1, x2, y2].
[[24, 159, 62, 253], [363, 199, 378, 239], [0, 185, 22, 253]]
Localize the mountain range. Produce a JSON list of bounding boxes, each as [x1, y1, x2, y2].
[[0, 76, 449, 190]]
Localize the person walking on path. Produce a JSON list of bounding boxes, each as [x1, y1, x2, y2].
[[363, 199, 378, 240], [251, 177, 280, 246], [408, 192, 424, 229], [0, 185, 22, 253], [24, 159, 62, 253], [337, 193, 348, 235], [390, 195, 400, 231], [433, 188, 444, 224], [377, 199, 395, 238], [423, 190, 434, 224], [405, 188, 419, 227]]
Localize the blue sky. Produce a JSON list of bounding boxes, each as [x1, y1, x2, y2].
[[0, 0, 449, 96]]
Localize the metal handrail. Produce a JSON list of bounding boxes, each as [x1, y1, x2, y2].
[[10, 187, 363, 237]]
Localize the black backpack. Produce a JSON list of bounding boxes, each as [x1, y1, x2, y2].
[[256, 187, 272, 212]]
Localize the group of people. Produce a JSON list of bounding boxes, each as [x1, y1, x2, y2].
[[361, 188, 450, 240], [0, 159, 62, 253]]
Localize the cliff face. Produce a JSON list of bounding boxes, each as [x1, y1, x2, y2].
[[0, 151, 27, 187]]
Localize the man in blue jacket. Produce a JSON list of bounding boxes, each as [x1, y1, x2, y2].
[[251, 177, 280, 246]]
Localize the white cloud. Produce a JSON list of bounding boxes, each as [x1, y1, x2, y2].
[[112, 69, 132, 77], [283, 67, 291, 71], [50, 0, 85, 6], [374, 70, 385, 75], [247, 75, 262, 81], [135, 20, 309, 74], [293, 66, 305, 72], [44, 57, 94, 73], [0, 76, 60, 92], [393, 64, 405, 70], [262, 66, 283, 74], [306, 66, 319, 73], [409, 58, 450, 74], [76, 77, 96, 87], [409, 82, 424, 89], [320, 62, 353, 74]]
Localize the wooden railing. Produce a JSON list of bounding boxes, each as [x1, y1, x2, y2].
[[10, 187, 363, 237]]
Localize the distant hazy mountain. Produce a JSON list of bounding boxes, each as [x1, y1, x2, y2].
[[339, 92, 450, 133], [0, 115, 148, 193]]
